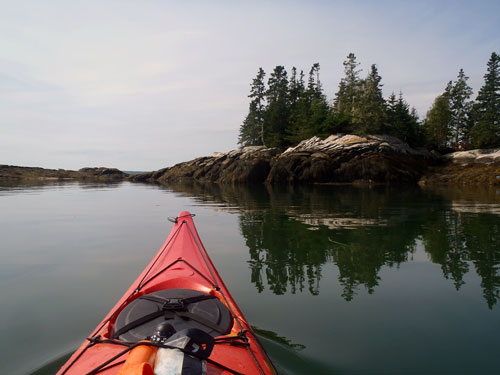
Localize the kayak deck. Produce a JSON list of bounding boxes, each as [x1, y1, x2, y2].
[[58, 211, 276, 375]]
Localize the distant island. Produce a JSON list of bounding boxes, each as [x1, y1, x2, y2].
[[3, 52, 499, 188], [0, 166, 128, 182]]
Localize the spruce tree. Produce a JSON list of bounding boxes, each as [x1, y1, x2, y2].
[[352, 64, 387, 134], [238, 68, 266, 146], [306, 63, 329, 136], [444, 81, 453, 99], [265, 66, 290, 147], [287, 69, 311, 144], [308, 63, 323, 99], [334, 53, 362, 116], [470, 52, 500, 148], [386, 92, 420, 145], [288, 67, 300, 108], [448, 69, 473, 148], [309, 96, 330, 136], [239, 102, 262, 147]]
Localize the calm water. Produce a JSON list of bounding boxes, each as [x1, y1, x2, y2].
[[1, 181, 499, 375]]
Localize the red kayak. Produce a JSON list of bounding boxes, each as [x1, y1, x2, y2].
[[58, 212, 276, 375]]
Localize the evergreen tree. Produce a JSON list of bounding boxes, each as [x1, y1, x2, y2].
[[386, 92, 420, 145], [470, 52, 500, 148], [308, 96, 330, 136], [444, 80, 453, 99], [239, 102, 262, 147], [410, 107, 422, 144], [386, 92, 398, 122], [306, 63, 329, 136], [308, 63, 323, 99], [287, 69, 310, 144], [334, 53, 362, 116], [265, 66, 290, 147], [287, 64, 329, 144], [448, 69, 473, 148], [238, 68, 266, 146], [424, 95, 452, 151], [288, 67, 300, 108], [352, 64, 387, 134]]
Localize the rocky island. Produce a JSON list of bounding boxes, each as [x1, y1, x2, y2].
[[129, 134, 500, 186]]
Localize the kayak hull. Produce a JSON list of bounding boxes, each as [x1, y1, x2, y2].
[[58, 211, 276, 375]]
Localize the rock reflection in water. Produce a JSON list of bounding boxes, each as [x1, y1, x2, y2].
[[297, 215, 387, 230], [160, 181, 500, 308]]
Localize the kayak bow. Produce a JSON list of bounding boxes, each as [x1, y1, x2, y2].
[[58, 211, 276, 375]]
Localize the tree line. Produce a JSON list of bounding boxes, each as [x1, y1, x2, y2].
[[238, 52, 500, 151]]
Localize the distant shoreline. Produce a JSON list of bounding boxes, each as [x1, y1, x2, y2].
[[0, 165, 129, 182]]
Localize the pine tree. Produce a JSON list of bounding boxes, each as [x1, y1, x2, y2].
[[352, 64, 387, 134], [238, 68, 266, 146], [265, 66, 290, 147], [424, 95, 452, 151], [470, 52, 500, 148], [448, 69, 473, 148]]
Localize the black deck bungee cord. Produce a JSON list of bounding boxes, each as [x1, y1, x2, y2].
[[140, 257, 219, 290], [84, 339, 246, 375]]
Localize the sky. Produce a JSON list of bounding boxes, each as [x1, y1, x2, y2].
[[1, 0, 499, 171]]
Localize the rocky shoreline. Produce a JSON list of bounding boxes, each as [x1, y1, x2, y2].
[[3, 135, 500, 186], [0, 165, 128, 182], [130, 134, 440, 185], [419, 148, 500, 186]]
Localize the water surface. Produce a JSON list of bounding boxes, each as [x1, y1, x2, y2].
[[1, 181, 499, 374]]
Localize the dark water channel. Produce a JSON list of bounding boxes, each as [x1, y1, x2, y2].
[[1, 181, 499, 374]]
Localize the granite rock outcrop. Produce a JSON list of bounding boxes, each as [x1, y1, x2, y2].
[[131, 134, 437, 185]]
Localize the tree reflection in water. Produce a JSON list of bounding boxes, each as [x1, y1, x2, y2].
[[163, 181, 500, 308], [239, 187, 422, 301], [423, 209, 500, 308]]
